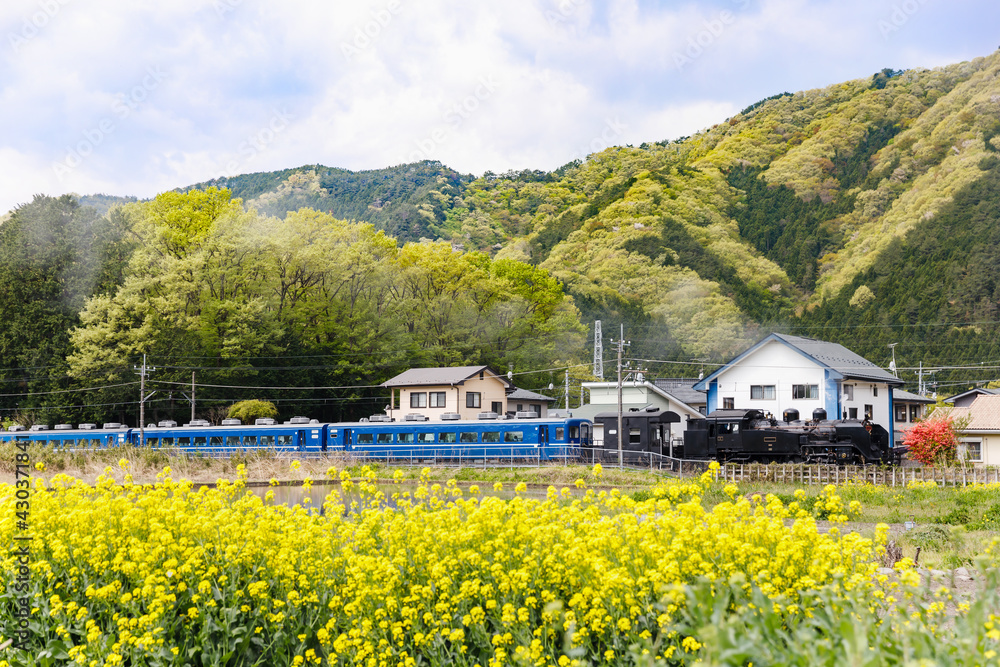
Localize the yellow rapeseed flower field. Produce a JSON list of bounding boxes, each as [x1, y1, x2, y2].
[[0, 462, 991, 666]]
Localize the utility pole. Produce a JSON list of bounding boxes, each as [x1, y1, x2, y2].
[[610, 324, 630, 468], [134, 354, 156, 446], [191, 371, 196, 422]]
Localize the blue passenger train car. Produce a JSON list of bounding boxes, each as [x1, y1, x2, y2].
[[0, 415, 593, 461]]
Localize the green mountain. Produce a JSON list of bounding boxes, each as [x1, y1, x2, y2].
[[66, 50, 1000, 390], [181, 161, 472, 243]]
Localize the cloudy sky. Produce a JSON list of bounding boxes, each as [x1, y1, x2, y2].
[[1, 0, 997, 213]]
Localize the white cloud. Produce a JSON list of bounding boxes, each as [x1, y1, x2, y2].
[[1, 0, 998, 213]]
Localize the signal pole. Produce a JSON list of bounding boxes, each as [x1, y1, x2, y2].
[[564, 370, 569, 410], [593, 320, 604, 380]]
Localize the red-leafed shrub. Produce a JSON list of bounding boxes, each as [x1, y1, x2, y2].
[[902, 416, 960, 466]]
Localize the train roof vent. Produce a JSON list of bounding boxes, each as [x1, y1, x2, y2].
[[221, 418, 242, 426], [404, 413, 429, 421], [102, 423, 122, 430], [55, 424, 73, 430], [478, 411, 499, 420], [289, 416, 311, 425], [7, 424, 25, 431], [359, 417, 370, 423], [157, 420, 178, 428], [369, 414, 392, 422], [29, 424, 50, 431], [310, 419, 320, 424], [440, 412, 462, 421], [184, 419, 211, 427], [515, 411, 539, 419], [255, 418, 276, 426], [78, 423, 96, 430]]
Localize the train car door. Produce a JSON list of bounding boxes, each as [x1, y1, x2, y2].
[[342, 428, 352, 451], [297, 430, 307, 452]]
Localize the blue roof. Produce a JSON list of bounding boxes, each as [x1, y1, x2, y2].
[[694, 333, 903, 391]]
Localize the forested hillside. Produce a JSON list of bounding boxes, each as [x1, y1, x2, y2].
[[4, 51, 1000, 425], [184, 161, 472, 242]]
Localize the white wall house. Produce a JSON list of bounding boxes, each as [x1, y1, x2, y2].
[[939, 394, 1000, 466], [694, 333, 905, 447]]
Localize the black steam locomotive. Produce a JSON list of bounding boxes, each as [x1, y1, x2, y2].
[[681, 407, 905, 465]]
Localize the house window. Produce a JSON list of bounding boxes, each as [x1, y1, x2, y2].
[[792, 385, 819, 400], [723, 397, 735, 410], [843, 385, 854, 401], [864, 404, 873, 419], [429, 392, 446, 408], [410, 392, 427, 408], [750, 385, 775, 400], [466, 392, 481, 408], [849, 407, 858, 419], [530, 403, 541, 414], [874, 386, 878, 397], [910, 405, 919, 422], [895, 404, 907, 422], [491, 401, 503, 414], [961, 441, 982, 462], [516, 404, 524, 411]]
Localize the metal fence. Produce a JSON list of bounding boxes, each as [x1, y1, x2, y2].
[[717, 462, 1000, 487]]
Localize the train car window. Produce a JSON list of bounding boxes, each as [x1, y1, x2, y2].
[[244, 436, 256, 446], [226, 436, 239, 447], [376, 433, 393, 444], [277, 435, 293, 446], [357, 433, 374, 445], [162, 437, 174, 447], [417, 432, 435, 443], [482, 431, 500, 443], [440, 432, 457, 443], [570, 426, 580, 439], [629, 428, 641, 445], [260, 435, 274, 446], [178, 437, 190, 446], [398, 433, 414, 444], [194, 436, 207, 447], [147, 438, 159, 447], [503, 431, 524, 442], [555, 427, 565, 440], [460, 432, 478, 443], [210, 436, 224, 448]]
